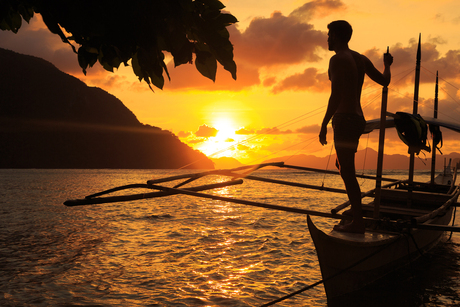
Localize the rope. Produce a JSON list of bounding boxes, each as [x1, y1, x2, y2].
[[260, 234, 403, 306], [448, 206, 457, 241], [321, 143, 335, 187]]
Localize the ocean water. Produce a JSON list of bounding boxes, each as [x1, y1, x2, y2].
[[0, 168, 459, 306]]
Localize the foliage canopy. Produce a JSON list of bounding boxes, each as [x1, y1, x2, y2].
[[0, 0, 238, 89]]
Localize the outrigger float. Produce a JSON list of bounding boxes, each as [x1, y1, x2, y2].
[[65, 37, 460, 304]]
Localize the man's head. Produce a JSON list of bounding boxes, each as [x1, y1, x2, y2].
[[327, 20, 352, 51]]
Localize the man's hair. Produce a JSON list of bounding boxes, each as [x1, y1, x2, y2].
[[327, 20, 353, 43]]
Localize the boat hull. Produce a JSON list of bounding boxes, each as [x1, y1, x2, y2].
[[307, 208, 453, 300]]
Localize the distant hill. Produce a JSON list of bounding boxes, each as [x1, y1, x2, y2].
[[262, 148, 460, 170], [0, 48, 213, 169], [211, 157, 245, 169]]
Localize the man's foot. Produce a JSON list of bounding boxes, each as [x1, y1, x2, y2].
[[333, 221, 365, 234]]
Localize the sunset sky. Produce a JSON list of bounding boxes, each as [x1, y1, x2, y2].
[[1, 0, 460, 165]]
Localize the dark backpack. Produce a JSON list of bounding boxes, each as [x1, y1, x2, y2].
[[394, 112, 431, 155]]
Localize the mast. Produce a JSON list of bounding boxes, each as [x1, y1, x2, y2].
[[408, 34, 421, 192], [430, 71, 439, 184], [374, 47, 390, 218]]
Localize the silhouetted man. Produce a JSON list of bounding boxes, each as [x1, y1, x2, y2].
[[319, 20, 393, 233]]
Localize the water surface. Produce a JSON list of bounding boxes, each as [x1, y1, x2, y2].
[[1, 169, 459, 306]]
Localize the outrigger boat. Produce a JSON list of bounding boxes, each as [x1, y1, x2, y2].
[[64, 37, 460, 305], [307, 38, 460, 302]]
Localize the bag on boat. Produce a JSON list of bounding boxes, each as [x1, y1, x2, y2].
[[394, 112, 431, 155], [429, 124, 443, 154]]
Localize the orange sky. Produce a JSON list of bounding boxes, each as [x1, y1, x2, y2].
[[1, 0, 460, 165]]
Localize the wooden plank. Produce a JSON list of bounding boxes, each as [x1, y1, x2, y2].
[[281, 164, 400, 183], [380, 187, 453, 206], [147, 183, 352, 220], [64, 179, 244, 206], [330, 180, 403, 214], [413, 185, 460, 224]]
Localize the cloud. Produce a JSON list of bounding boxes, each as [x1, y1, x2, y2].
[[164, 58, 260, 91], [236, 126, 298, 135], [230, 12, 327, 68], [365, 39, 460, 88], [271, 67, 329, 94], [289, 0, 346, 22], [187, 138, 206, 144], [177, 131, 192, 138], [195, 124, 218, 138], [0, 3, 340, 93], [235, 128, 255, 135], [163, 0, 345, 91], [296, 124, 321, 134], [256, 127, 294, 135], [0, 13, 117, 85]]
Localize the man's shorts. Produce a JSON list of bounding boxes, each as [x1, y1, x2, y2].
[[332, 113, 366, 152]]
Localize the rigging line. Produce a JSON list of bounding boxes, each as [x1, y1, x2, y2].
[[361, 90, 384, 111], [421, 66, 460, 90], [440, 86, 460, 106], [208, 105, 327, 158], [321, 142, 335, 187], [243, 136, 318, 166], [179, 68, 411, 172], [421, 102, 460, 125], [172, 107, 328, 172], [439, 87, 460, 120], [360, 67, 413, 94], [360, 133, 370, 178], [283, 137, 319, 164], [381, 68, 417, 91], [386, 87, 415, 104], [260, 233, 404, 307]]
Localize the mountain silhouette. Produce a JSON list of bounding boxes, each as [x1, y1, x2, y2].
[[261, 148, 460, 170], [0, 48, 213, 169]]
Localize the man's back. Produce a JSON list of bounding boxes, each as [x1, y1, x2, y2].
[[328, 50, 365, 116]]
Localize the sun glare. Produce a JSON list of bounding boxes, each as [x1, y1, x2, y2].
[[196, 117, 245, 158]]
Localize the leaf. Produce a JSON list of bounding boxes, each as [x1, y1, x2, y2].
[[195, 49, 217, 81], [77, 46, 98, 75], [215, 13, 238, 27], [131, 52, 144, 82], [198, 0, 225, 10]]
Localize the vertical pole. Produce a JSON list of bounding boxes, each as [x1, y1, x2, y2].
[[408, 34, 421, 197], [374, 84, 388, 218], [430, 71, 439, 184]]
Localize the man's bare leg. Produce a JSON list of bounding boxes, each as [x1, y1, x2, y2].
[[334, 148, 365, 234]]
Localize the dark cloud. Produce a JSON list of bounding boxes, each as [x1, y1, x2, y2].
[[230, 12, 326, 68], [195, 124, 218, 138], [365, 39, 460, 88], [164, 1, 344, 91]]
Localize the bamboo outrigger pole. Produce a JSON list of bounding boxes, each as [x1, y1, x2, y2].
[[430, 71, 439, 184], [373, 47, 390, 218], [408, 34, 422, 197]]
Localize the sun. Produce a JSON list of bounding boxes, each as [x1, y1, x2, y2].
[[213, 118, 236, 142], [196, 118, 245, 158]]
